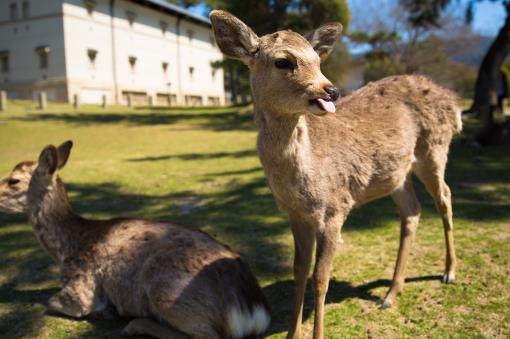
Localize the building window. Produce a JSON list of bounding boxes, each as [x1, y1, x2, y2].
[[185, 95, 202, 107], [208, 96, 220, 106], [0, 51, 9, 73], [211, 69, 216, 80], [35, 46, 50, 69], [126, 11, 136, 26], [159, 21, 168, 34], [129, 56, 137, 70], [10, 2, 18, 20], [22, 1, 30, 19], [187, 29, 194, 42], [87, 49, 98, 67], [188, 66, 194, 79], [84, 0, 96, 15], [162, 61, 168, 75]]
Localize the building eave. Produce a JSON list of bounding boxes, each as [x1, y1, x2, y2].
[[128, 0, 210, 26]]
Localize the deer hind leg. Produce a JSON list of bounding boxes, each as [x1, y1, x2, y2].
[[121, 318, 192, 339], [312, 214, 344, 339], [413, 152, 457, 284], [287, 216, 315, 339], [382, 175, 421, 309]]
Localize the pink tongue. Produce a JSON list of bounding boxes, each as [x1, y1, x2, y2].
[[317, 98, 336, 113]]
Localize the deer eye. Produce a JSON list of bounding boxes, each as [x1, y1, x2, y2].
[[8, 178, 20, 186], [274, 58, 293, 70]]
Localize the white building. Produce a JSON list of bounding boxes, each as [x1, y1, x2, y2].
[[0, 0, 225, 106]]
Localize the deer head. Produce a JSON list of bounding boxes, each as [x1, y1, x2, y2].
[[0, 141, 73, 213], [210, 10, 342, 117]]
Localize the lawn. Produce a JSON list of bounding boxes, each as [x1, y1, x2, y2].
[[0, 100, 508, 338]]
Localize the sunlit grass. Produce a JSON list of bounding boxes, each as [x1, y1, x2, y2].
[[0, 100, 508, 338]]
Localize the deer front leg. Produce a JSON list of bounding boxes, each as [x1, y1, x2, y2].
[[47, 273, 103, 319], [312, 214, 344, 339], [382, 176, 421, 309], [286, 216, 315, 339]]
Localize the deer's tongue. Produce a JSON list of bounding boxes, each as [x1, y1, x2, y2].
[[317, 98, 336, 113]]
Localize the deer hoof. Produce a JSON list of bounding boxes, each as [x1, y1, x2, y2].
[[380, 300, 393, 309], [442, 272, 456, 284]]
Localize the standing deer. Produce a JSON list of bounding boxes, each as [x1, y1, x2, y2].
[[210, 10, 461, 339], [0, 141, 270, 339]]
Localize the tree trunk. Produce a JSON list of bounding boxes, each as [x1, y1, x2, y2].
[[228, 64, 238, 105], [470, 2, 510, 145]]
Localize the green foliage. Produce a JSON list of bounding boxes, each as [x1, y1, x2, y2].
[[207, 0, 350, 34], [411, 36, 478, 97], [452, 65, 478, 98], [349, 28, 477, 96], [348, 29, 405, 84], [285, 0, 351, 33], [322, 41, 352, 86], [349, 31, 401, 48], [400, 0, 450, 27], [363, 56, 405, 83]]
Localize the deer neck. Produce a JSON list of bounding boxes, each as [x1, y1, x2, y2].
[[255, 107, 313, 171], [27, 177, 82, 264]]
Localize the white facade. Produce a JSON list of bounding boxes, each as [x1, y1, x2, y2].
[[0, 0, 225, 105]]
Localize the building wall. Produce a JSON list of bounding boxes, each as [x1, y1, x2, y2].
[[109, 0, 181, 105], [0, 0, 225, 105], [62, 0, 224, 105], [178, 18, 224, 105], [62, 0, 116, 104], [0, 0, 68, 101]]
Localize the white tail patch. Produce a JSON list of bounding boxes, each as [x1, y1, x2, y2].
[[227, 304, 270, 338], [455, 109, 463, 134]]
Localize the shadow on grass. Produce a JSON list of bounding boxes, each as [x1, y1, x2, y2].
[[62, 178, 291, 277], [14, 109, 255, 131], [128, 149, 257, 162], [206, 167, 263, 177], [264, 275, 442, 335], [0, 235, 57, 337]]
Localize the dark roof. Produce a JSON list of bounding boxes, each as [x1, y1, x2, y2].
[[129, 0, 210, 26]]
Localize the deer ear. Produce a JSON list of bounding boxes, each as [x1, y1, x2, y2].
[[305, 23, 343, 62], [38, 145, 58, 175], [56, 140, 73, 169], [210, 10, 259, 64]]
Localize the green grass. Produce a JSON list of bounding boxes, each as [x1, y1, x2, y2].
[[0, 100, 509, 338]]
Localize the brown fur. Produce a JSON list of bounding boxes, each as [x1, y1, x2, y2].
[[0, 142, 270, 339], [211, 10, 460, 339]]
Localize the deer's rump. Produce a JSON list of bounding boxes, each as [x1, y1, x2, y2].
[[96, 220, 269, 338]]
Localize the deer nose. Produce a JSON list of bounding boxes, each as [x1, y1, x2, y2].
[[324, 85, 339, 101]]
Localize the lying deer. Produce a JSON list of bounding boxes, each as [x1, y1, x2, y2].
[[210, 10, 461, 339], [0, 141, 270, 339]]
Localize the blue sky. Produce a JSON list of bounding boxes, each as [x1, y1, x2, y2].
[[189, 0, 505, 37], [469, 0, 506, 36]]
